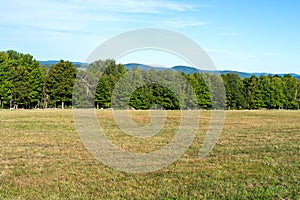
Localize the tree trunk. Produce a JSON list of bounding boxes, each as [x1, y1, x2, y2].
[[62, 101, 64, 109], [44, 94, 48, 109]]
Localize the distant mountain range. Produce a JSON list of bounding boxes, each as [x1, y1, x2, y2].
[[38, 61, 300, 80], [124, 63, 300, 80], [39, 60, 88, 69]]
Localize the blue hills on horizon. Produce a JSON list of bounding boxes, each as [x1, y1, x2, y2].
[[39, 60, 88, 69], [38, 61, 300, 80], [124, 63, 300, 80]]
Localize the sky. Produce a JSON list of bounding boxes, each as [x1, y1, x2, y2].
[[0, 0, 299, 74]]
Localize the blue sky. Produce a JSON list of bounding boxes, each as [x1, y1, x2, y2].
[[0, 0, 299, 73]]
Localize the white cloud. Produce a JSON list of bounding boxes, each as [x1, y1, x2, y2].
[[0, 0, 205, 35], [159, 19, 207, 28], [0, 0, 211, 61], [72, 0, 200, 13]]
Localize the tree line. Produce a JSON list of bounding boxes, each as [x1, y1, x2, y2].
[[89, 60, 300, 110], [0, 50, 76, 109], [1, 50, 299, 110]]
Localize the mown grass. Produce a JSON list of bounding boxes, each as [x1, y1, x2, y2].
[[0, 109, 299, 199]]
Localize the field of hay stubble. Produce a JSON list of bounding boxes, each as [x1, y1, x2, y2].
[[0, 109, 299, 199]]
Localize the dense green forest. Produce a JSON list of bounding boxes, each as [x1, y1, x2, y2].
[[0, 50, 76, 109], [1, 50, 300, 110]]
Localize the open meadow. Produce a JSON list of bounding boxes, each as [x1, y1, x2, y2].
[[0, 109, 299, 199]]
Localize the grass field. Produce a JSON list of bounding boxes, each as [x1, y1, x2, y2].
[[0, 109, 299, 199]]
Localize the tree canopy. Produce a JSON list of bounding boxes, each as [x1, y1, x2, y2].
[[0, 50, 45, 109], [0, 50, 299, 110], [0, 51, 77, 109], [46, 60, 77, 109]]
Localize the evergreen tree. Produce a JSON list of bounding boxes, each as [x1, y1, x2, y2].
[[222, 73, 245, 109], [270, 76, 285, 109], [94, 60, 127, 109], [1, 52, 299, 111], [0, 50, 45, 109], [282, 75, 299, 109], [243, 75, 263, 109], [46, 60, 77, 109], [187, 73, 211, 109], [95, 75, 112, 108]]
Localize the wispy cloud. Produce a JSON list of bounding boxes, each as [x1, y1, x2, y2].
[[108, 0, 194, 13], [0, 0, 206, 35], [65, 0, 200, 13], [159, 19, 207, 28], [0, 0, 212, 61]]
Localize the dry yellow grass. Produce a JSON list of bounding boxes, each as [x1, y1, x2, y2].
[[0, 109, 299, 199]]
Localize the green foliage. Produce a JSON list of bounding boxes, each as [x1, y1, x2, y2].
[[0, 51, 299, 110], [282, 74, 299, 109], [90, 61, 300, 110], [94, 60, 127, 109], [186, 73, 211, 109], [0, 50, 45, 108], [46, 60, 77, 109], [129, 83, 180, 110], [102, 66, 201, 110], [222, 73, 246, 109]]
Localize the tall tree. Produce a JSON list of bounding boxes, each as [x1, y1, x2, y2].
[[28, 62, 45, 108], [95, 75, 112, 108], [0, 52, 12, 108], [0, 50, 45, 109], [222, 73, 246, 109], [187, 73, 211, 109], [46, 60, 77, 109], [270, 76, 285, 109], [282, 75, 299, 109], [10, 63, 30, 108], [94, 60, 127, 109], [243, 75, 264, 109]]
